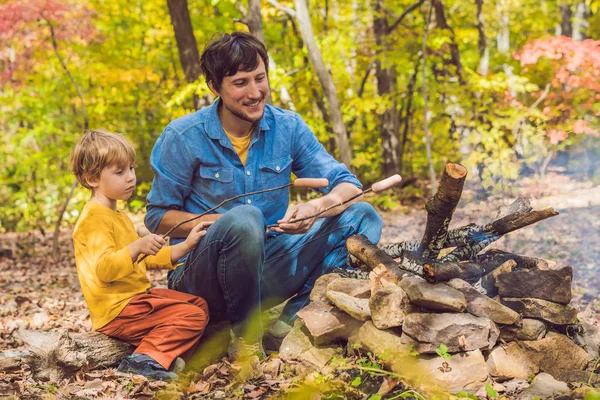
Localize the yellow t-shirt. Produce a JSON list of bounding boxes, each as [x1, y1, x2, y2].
[[224, 128, 252, 165], [72, 201, 173, 330]]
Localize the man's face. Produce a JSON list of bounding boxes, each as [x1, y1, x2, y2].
[[213, 57, 269, 125]]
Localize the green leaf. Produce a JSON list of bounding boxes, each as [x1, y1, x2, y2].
[[351, 377, 362, 387], [457, 390, 478, 400], [485, 384, 498, 399], [585, 391, 600, 400]]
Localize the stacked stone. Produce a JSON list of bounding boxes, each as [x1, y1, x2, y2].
[[279, 256, 599, 396]]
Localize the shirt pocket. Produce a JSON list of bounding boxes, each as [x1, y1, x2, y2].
[[259, 156, 292, 202], [199, 165, 236, 200]]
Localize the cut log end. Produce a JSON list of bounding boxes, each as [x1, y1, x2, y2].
[[423, 264, 436, 283], [446, 163, 467, 179]]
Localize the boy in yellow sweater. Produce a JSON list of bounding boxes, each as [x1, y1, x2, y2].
[[70, 129, 211, 381]]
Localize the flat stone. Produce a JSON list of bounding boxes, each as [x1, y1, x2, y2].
[[416, 350, 489, 394], [497, 267, 573, 305], [399, 277, 467, 313], [351, 321, 409, 358], [326, 278, 371, 298], [278, 319, 340, 371], [487, 334, 588, 381], [519, 373, 571, 400], [501, 298, 578, 325], [567, 323, 600, 361], [309, 273, 342, 304], [370, 266, 399, 294], [297, 345, 340, 370], [369, 285, 409, 329], [401, 313, 499, 353], [447, 278, 521, 325], [525, 334, 589, 377], [297, 301, 363, 345], [326, 290, 371, 321], [279, 320, 312, 361], [480, 259, 516, 297], [487, 343, 540, 381], [500, 319, 547, 341]]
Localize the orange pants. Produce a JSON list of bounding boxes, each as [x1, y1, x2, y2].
[[98, 288, 209, 370]]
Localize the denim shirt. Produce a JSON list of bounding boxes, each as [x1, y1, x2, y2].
[[145, 99, 361, 243]]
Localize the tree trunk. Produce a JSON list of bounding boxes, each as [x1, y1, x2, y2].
[[422, 0, 437, 192], [374, 0, 401, 177], [496, 0, 510, 54], [476, 0, 489, 75], [572, 1, 590, 40], [560, 3, 573, 37], [167, 0, 202, 110], [294, 0, 353, 167], [432, 0, 463, 82], [246, 0, 265, 44]]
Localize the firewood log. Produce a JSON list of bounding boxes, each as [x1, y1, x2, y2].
[[418, 163, 467, 259], [16, 329, 132, 381]]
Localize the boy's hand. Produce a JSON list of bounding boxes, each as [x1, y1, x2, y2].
[[183, 221, 213, 251], [130, 234, 167, 260]]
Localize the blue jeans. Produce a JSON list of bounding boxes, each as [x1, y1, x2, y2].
[[168, 203, 382, 336]]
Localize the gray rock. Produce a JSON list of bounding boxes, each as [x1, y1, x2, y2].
[[501, 298, 578, 325], [500, 319, 547, 341], [447, 278, 521, 325], [279, 320, 312, 361], [567, 323, 600, 361], [401, 313, 499, 353], [519, 373, 570, 400], [326, 278, 371, 298], [279, 319, 340, 371], [481, 259, 516, 297], [399, 277, 467, 313], [326, 290, 371, 321], [309, 273, 342, 304], [369, 285, 409, 329], [497, 267, 573, 305], [351, 321, 409, 357], [296, 301, 363, 345]]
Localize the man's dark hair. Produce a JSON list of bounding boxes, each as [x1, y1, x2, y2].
[[200, 32, 269, 92]]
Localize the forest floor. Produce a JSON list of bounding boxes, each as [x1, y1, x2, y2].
[[1, 172, 599, 399]]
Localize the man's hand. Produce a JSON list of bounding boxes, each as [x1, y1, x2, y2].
[[271, 200, 323, 234], [129, 234, 167, 261]]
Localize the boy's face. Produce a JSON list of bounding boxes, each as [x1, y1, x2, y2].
[[89, 162, 136, 202], [211, 56, 269, 125]]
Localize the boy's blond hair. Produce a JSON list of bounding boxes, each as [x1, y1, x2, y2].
[[70, 129, 136, 189]]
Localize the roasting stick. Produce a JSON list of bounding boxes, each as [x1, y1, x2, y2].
[[267, 174, 402, 230], [137, 178, 329, 262]]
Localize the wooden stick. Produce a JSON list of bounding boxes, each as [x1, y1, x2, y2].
[[418, 162, 467, 259], [138, 178, 328, 262], [346, 234, 433, 281], [267, 174, 402, 229]]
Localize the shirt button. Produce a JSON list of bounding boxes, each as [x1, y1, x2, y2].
[[275, 166, 280, 171], [215, 173, 220, 178], [247, 199, 252, 204], [246, 170, 251, 176]]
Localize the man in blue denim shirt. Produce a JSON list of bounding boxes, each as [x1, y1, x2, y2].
[[145, 32, 383, 358]]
